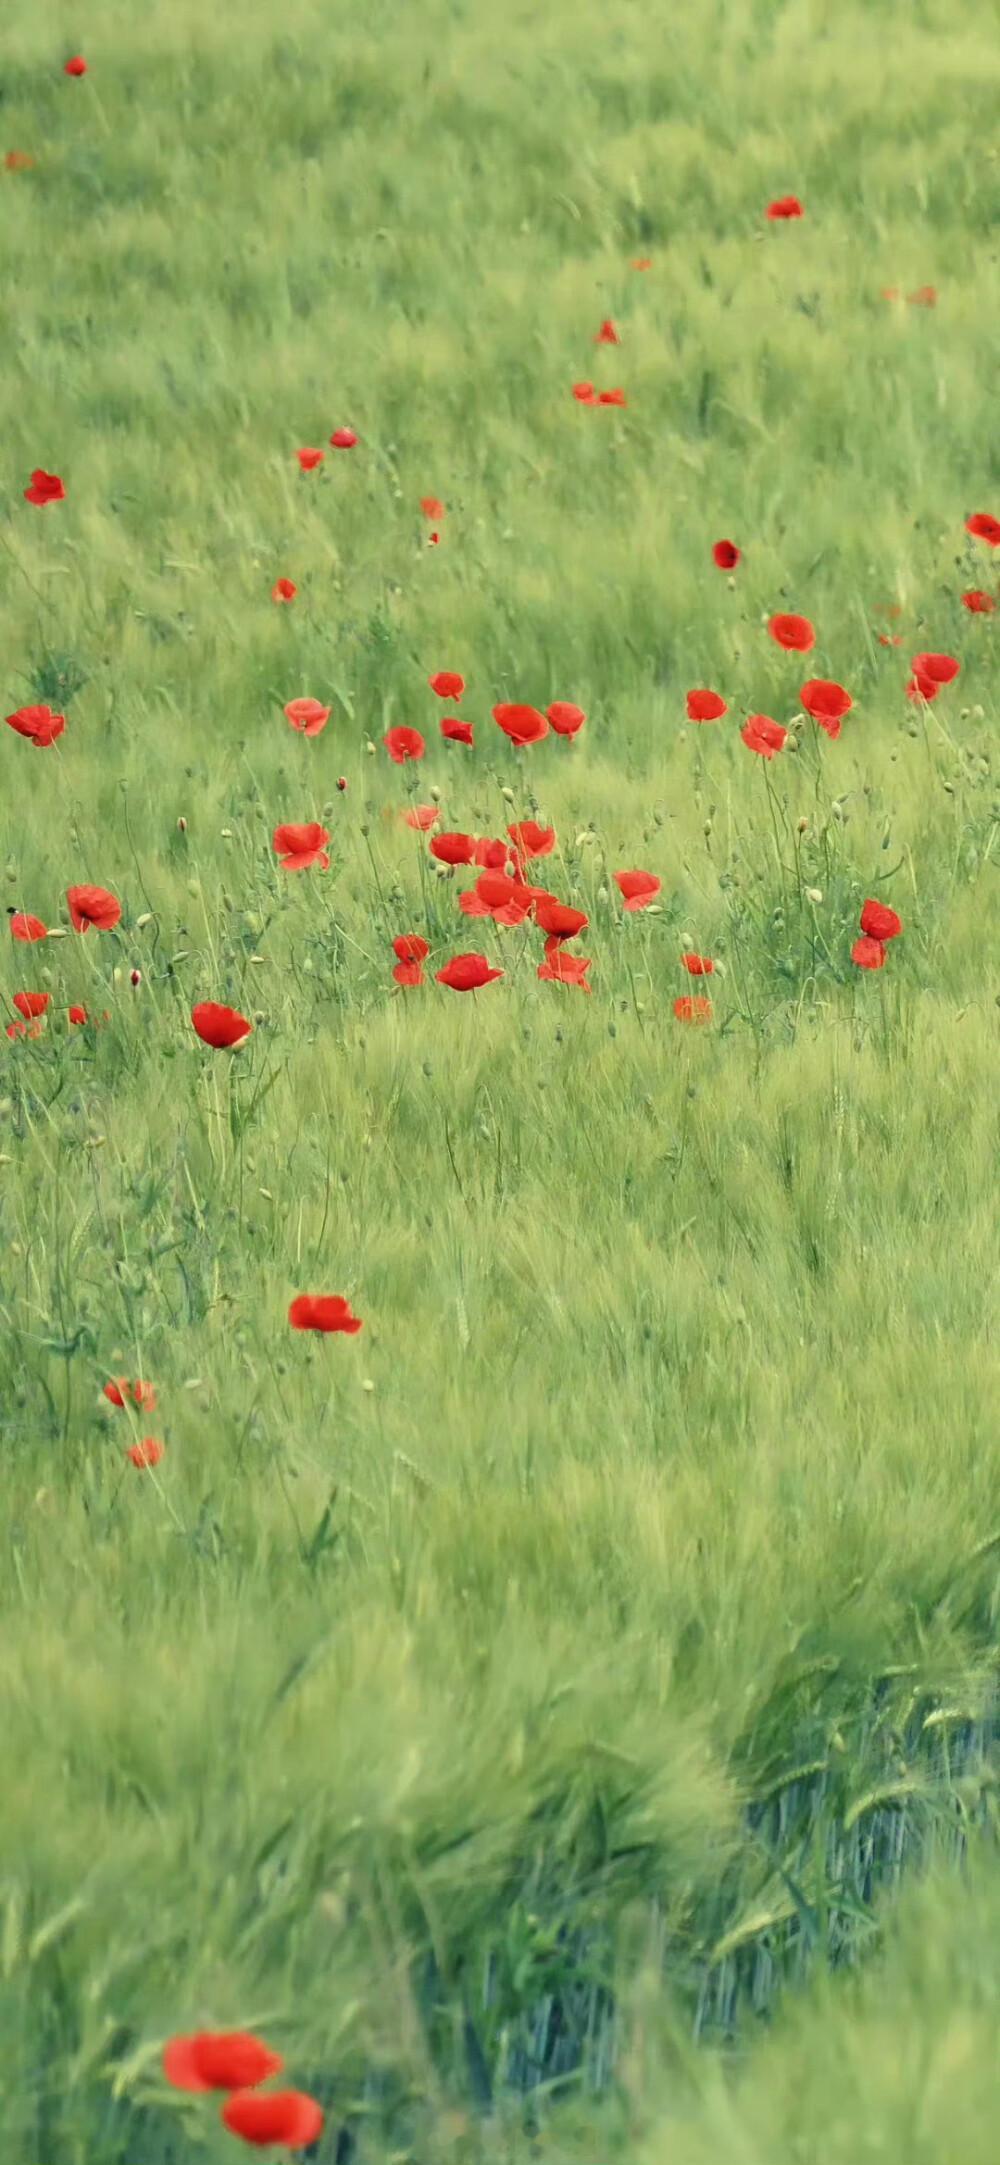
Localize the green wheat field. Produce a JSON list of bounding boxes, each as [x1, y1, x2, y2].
[[2, 0, 999, 2158]]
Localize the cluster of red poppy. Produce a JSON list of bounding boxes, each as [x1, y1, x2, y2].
[[851, 899, 904, 972], [163, 2027, 323, 2151]]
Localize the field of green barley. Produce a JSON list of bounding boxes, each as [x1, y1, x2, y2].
[[2, 0, 999, 2157]]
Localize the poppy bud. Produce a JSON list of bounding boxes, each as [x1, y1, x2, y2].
[[703, 820, 712, 837], [500, 787, 515, 804], [177, 816, 187, 832], [337, 776, 348, 791], [365, 741, 376, 756], [797, 816, 809, 833], [805, 886, 823, 903], [429, 786, 441, 802], [135, 912, 153, 930], [130, 969, 142, 987], [220, 827, 233, 839]]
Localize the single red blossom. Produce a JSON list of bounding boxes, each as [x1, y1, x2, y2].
[[686, 688, 727, 722], [221, 2089, 325, 2151], [851, 935, 886, 970], [428, 531, 440, 545], [881, 286, 901, 302], [284, 697, 330, 736], [404, 803, 439, 831], [538, 949, 592, 992], [11, 912, 47, 942], [674, 995, 713, 1023], [6, 703, 66, 747], [493, 703, 549, 747], [296, 448, 324, 472], [911, 650, 960, 686], [67, 884, 121, 933], [393, 934, 429, 964], [288, 1294, 363, 1334], [546, 701, 586, 737], [163, 2032, 285, 2096], [12, 991, 49, 1020], [68, 1004, 88, 1025], [24, 468, 65, 506], [430, 832, 477, 866], [330, 427, 357, 449], [508, 820, 555, 861], [768, 612, 815, 652], [907, 284, 937, 306], [598, 388, 626, 406], [614, 869, 661, 911], [384, 726, 424, 763], [271, 578, 297, 603], [631, 256, 652, 270], [713, 539, 741, 569], [64, 56, 88, 76], [4, 151, 36, 171], [461, 871, 535, 925], [681, 953, 714, 976], [766, 195, 804, 219], [800, 678, 853, 737], [441, 717, 474, 745], [535, 897, 588, 941], [962, 589, 995, 613], [428, 671, 465, 700], [191, 1002, 253, 1050], [472, 837, 509, 869], [436, 952, 503, 991], [741, 714, 788, 758], [393, 960, 424, 986], [966, 513, 1000, 546], [572, 381, 599, 404], [906, 670, 939, 702], [421, 496, 445, 519], [336, 776, 348, 791], [595, 319, 620, 344], [127, 1437, 164, 1470], [859, 899, 902, 942], [272, 821, 330, 872]]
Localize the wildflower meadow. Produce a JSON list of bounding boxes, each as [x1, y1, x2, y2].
[[1, 0, 999, 2159]]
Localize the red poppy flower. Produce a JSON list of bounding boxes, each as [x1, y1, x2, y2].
[[906, 670, 939, 702], [462, 871, 535, 925], [535, 897, 588, 942], [428, 531, 440, 544], [24, 468, 65, 506], [67, 884, 121, 932], [546, 702, 586, 737], [493, 703, 549, 747], [631, 256, 652, 270], [674, 995, 713, 1023], [508, 820, 555, 861], [330, 427, 357, 449], [12, 991, 50, 1020], [962, 589, 995, 613], [800, 679, 852, 737], [163, 2031, 284, 2095], [685, 689, 727, 722], [288, 1294, 363, 1334], [966, 513, 1000, 546], [68, 1004, 88, 1025], [430, 832, 477, 866], [428, 671, 465, 700], [614, 869, 661, 911], [766, 195, 804, 219], [296, 448, 324, 472], [538, 949, 592, 992], [127, 1437, 164, 1470], [595, 319, 620, 344], [272, 821, 330, 872], [907, 285, 937, 306], [768, 612, 815, 652], [472, 837, 509, 869], [4, 151, 36, 171], [877, 632, 903, 647], [572, 382, 599, 404], [6, 1017, 43, 1040], [421, 496, 445, 519], [191, 1002, 253, 1049], [393, 934, 429, 964], [64, 56, 87, 75], [6, 703, 66, 747], [436, 952, 503, 991], [598, 388, 626, 407], [859, 899, 902, 942], [221, 2089, 325, 2150], [441, 717, 474, 745], [741, 714, 788, 758], [272, 578, 297, 603], [404, 804, 438, 831], [384, 726, 424, 763], [681, 953, 714, 975], [911, 651, 959, 686], [881, 286, 901, 302], [393, 960, 424, 986], [851, 935, 886, 970], [11, 912, 47, 942], [712, 539, 740, 570], [284, 697, 330, 736], [104, 1378, 157, 1410]]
